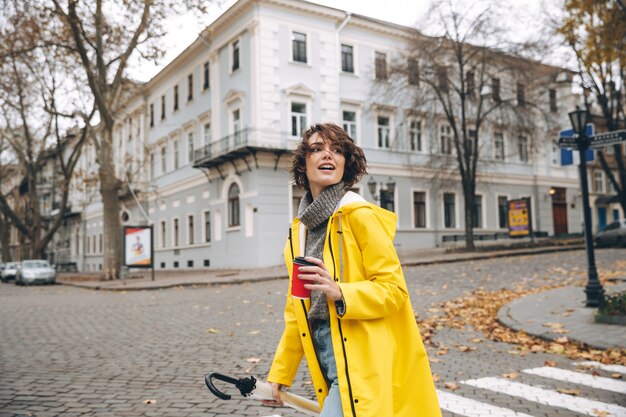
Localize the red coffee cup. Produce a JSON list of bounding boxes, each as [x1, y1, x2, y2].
[[291, 257, 316, 299]]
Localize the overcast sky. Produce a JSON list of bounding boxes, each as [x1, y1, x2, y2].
[[128, 0, 550, 82]]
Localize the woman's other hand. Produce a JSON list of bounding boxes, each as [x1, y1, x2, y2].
[[261, 382, 284, 407]]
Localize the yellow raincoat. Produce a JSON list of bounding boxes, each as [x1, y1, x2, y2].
[[268, 192, 441, 417]]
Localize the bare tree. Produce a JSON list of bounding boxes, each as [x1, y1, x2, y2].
[[381, 0, 557, 249], [42, 0, 214, 279], [556, 0, 626, 214], [0, 5, 93, 260]]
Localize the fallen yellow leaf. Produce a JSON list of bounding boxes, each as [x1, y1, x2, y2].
[[444, 382, 460, 391], [556, 387, 580, 396], [206, 328, 220, 334]]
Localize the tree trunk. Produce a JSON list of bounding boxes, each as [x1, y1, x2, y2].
[[463, 186, 475, 250], [99, 128, 122, 280], [0, 214, 12, 262]]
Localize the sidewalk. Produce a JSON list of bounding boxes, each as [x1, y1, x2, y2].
[[58, 243, 583, 291], [58, 242, 626, 350]]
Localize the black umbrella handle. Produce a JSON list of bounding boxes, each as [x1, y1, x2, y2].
[[204, 372, 257, 400]]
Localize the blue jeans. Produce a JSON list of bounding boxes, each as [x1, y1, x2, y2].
[[312, 321, 343, 417]]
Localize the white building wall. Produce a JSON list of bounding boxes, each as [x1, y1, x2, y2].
[[63, 0, 586, 271]]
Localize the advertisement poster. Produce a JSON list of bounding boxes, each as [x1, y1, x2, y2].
[[123, 226, 153, 268], [508, 198, 532, 237]]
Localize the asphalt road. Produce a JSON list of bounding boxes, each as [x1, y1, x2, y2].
[[1, 248, 625, 417]]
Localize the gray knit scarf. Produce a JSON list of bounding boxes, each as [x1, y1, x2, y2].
[[298, 181, 346, 322]]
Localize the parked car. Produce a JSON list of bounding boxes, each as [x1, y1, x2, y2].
[[595, 219, 626, 248], [1, 262, 19, 283], [15, 260, 56, 285]]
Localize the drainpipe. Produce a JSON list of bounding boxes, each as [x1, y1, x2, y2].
[[335, 12, 352, 74]]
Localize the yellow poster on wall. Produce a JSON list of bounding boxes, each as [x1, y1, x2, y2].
[[508, 198, 531, 237]]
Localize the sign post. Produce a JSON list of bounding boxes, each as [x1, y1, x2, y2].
[[123, 225, 155, 281], [555, 115, 626, 307]]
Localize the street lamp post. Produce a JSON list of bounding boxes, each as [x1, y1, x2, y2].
[[568, 107, 605, 307]]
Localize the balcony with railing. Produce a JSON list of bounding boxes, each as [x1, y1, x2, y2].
[[193, 128, 294, 173]]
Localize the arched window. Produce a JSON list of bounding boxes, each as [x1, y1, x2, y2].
[[228, 183, 240, 227]]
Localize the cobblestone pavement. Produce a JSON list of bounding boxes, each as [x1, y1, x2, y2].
[[1, 249, 625, 417]]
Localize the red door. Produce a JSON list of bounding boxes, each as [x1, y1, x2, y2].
[[551, 187, 568, 235]]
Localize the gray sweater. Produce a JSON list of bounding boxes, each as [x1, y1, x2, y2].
[[297, 182, 345, 322]]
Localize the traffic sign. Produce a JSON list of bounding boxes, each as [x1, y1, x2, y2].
[[557, 137, 579, 149], [557, 123, 595, 150], [589, 129, 626, 149]]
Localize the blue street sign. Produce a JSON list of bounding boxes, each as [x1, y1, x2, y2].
[[559, 123, 595, 139], [558, 123, 595, 165], [561, 148, 594, 166]]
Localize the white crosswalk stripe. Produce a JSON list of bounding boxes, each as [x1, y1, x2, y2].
[[523, 366, 626, 394], [436, 390, 535, 417], [462, 376, 626, 417], [575, 361, 626, 375]]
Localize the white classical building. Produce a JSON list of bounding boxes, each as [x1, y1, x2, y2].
[[68, 0, 585, 272]]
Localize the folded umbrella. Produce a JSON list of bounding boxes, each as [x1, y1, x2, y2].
[[205, 372, 321, 416]]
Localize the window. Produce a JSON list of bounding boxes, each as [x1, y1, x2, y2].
[[232, 40, 240, 71], [150, 103, 154, 127], [174, 85, 179, 111], [492, 78, 501, 102], [228, 183, 240, 227], [187, 73, 193, 102], [518, 136, 529, 162], [173, 139, 179, 170], [188, 215, 195, 245], [466, 71, 475, 97], [409, 120, 421, 152], [204, 210, 211, 242], [161, 146, 167, 173], [443, 193, 455, 228], [549, 89, 557, 113], [594, 171, 605, 193], [494, 132, 505, 160], [99, 234, 103, 253], [517, 83, 525, 107], [291, 102, 307, 137], [472, 195, 483, 228], [437, 66, 448, 92], [408, 58, 419, 86], [341, 44, 354, 73], [233, 109, 242, 145], [498, 196, 508, 228], [173, 218, 179, 247], [440, 124, 452, 155], [377, 116, 390, 148], [466, 129, 477, 158], [203, 62, 209, 90], [413, 191, 426, 228], [160, 95, 166, 120], [375, 52, 387, 81], [204, 123, 211, 147], [292, 32, 307, 63], [342, 111, 357, 140], [188, 133, 194, 164], [150, 153, 155, 179], [160, 221, 166, 248], [552, 140, 560, 165]]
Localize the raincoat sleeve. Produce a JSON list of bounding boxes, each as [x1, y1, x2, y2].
[[339, 208, 409, 320], [267, 295, 304, 387]]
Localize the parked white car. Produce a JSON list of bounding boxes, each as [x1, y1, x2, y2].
[[1, 262, 19, 283], [595, 219, 626, 248], [15, 260, 56, 285]]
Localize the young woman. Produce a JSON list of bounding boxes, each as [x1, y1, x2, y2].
[[263, 123, 441, 417]]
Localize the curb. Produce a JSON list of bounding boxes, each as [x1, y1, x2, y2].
[[58, 244, 585, 292]]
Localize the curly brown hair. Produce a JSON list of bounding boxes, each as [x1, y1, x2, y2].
[[290, 123, 367, 191]]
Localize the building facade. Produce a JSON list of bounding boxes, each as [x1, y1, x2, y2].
[[63, 0, 593, 272]]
